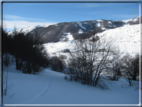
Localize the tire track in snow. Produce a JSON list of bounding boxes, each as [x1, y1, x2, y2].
[[22, 77, 52, 104]]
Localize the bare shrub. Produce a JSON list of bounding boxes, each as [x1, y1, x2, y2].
[[67, 35, 120, 88], [59, 55, 67, 59], [121, 54, 139, 86], [50, 56, 64, 72]]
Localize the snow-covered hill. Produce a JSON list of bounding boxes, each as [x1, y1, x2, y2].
[[95, 24, 141, 56], [43, 24, 141, 58]]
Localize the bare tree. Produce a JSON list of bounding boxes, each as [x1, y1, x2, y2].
[[111, 60, 122, 80], [121, 54, 139, 86], [108, 49, 122, 81], [67, 36, 118, 87]]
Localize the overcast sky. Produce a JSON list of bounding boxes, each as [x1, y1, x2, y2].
[[3, 2, 140, 31]]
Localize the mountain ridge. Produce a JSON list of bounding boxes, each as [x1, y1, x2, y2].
[[9, 16, 141, 43]]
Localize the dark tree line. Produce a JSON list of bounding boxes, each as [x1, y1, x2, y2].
[[2, 28, 49, 74]]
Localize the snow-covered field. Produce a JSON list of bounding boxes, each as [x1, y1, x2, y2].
[[3, 64, 139, 105]]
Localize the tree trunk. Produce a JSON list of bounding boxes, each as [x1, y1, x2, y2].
[[132, 75, 136, 80]]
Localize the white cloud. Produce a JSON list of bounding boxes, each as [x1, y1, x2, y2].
[[4, 15, 48, 22], [3, 20, 56, 31], [2, 15, 56, 31]]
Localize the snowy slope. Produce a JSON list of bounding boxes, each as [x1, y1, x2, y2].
[[7, 26, 34, 35], [43, 32, 74, 53], [43, 24, 141, 57], [95, 24, 141, 56], [122, 17, 139, 23], [7, 25, 50, 35], [3, 64, 139, 104], [77, 21, 86, 30]]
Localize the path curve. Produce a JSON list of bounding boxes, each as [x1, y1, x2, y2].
[[22, 77, 52, 104]]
